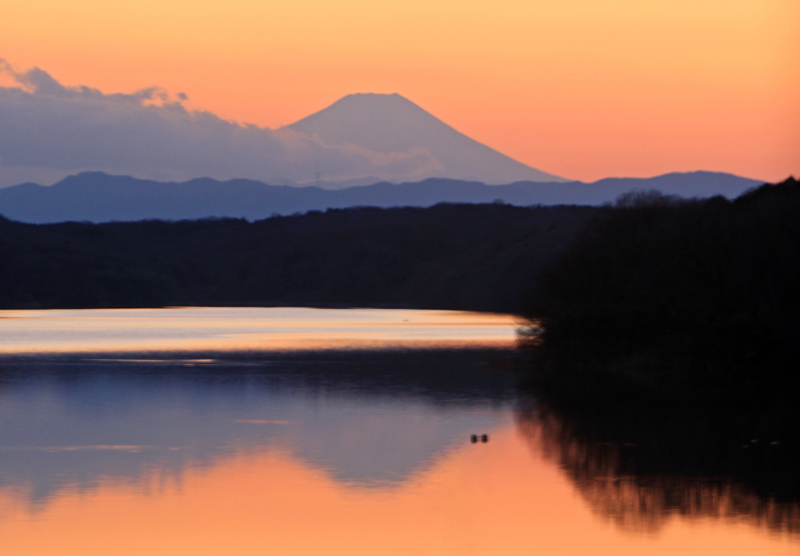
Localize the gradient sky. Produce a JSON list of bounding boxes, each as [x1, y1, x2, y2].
[[1, 0, 798, 182]]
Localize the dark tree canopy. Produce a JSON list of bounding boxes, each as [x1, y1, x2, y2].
[[520, 177, 800, 404], [0, 203, 595, 313]]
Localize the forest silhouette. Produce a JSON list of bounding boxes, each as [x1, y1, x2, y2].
[[0, 203, 594, 312], [520, 177, 800, 404]]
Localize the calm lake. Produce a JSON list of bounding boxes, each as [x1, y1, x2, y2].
[[0, 308, 796, 555]]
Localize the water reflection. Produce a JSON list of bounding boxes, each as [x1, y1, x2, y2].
[[0, 307, 798, 554], [1, 355, 798, 554], [516, 397, 800, 537], [0, 350, 515, 507], [0, 307, 518, 354]]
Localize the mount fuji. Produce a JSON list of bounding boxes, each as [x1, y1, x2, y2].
[[286, 93, 565, 185]]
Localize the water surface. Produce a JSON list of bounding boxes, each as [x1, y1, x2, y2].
[[0, 308, 796, 555], [0, 307, 518, 354]]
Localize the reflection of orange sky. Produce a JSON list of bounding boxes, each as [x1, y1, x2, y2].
[[1, 0, 797, 182], [0, 427, 794, 555], [0, 308, 519, 354]]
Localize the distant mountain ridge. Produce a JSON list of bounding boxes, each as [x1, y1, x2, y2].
[[0, 171, 763, 224], [286, 93, 564, 184]]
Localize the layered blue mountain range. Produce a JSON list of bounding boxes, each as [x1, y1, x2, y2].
[[0, 171, 762, 223]]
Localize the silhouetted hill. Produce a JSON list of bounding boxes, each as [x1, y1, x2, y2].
[[520, 177, 800, 404], [0, 171, 761, 224], [0, 203, 596, 312]]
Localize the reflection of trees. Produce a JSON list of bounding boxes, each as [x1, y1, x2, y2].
[[516, 401, 800, 536], [512, 178, 800, 537]]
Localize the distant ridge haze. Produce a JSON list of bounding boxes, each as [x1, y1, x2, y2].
[[0, 171, 763, 224], [287, 93, 564, 185]]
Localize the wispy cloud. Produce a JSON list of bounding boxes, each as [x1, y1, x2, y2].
[[0, 60, 439, 186]]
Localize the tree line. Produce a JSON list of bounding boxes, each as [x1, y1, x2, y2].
[[520, 177, 800, 404], [0, 202, 595, 313]]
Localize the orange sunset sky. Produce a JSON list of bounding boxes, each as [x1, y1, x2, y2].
[[1, 0, 798, 182]]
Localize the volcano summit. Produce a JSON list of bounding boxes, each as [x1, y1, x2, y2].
[[287, 93, 564, 185]]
